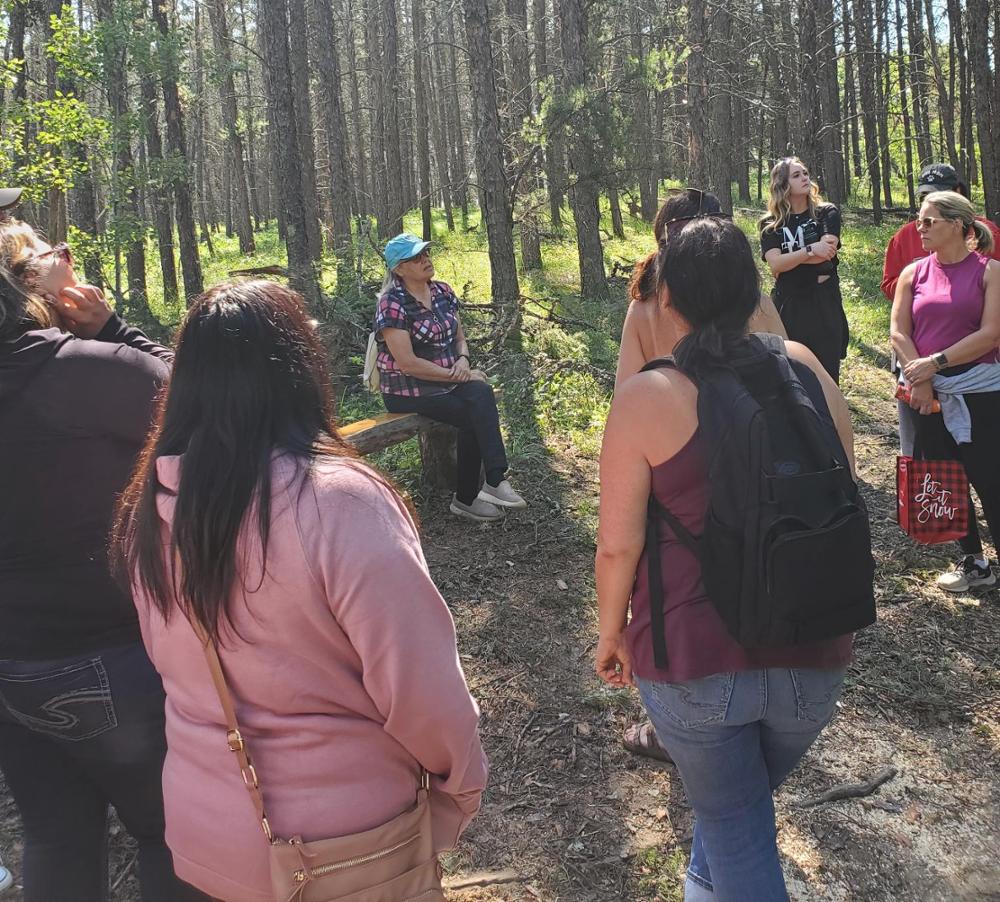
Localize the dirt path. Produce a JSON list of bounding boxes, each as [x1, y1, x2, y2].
[[1, 358, 997, 901]]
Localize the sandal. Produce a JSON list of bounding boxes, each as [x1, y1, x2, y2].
[[622, 720, 672, 763]]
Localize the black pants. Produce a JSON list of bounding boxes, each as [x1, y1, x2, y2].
[[384, 380, 509, 504], [0, 641, 209, 902], [916, 391, 1000, 559], [774, 278, 849, 384]]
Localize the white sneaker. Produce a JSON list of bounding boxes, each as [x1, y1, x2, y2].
[[936, 555, 996, 593], [449, 496, 505, 522], [0, 865, 13, 892], [477, 479, 527, 509]]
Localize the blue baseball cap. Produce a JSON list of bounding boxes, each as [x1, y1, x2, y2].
[[384, 233, 430, 272]]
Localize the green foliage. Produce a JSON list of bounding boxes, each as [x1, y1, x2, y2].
[[47, 5, 101, 85]]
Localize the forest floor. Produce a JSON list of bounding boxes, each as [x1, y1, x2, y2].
[[0, 209, 998, 900]]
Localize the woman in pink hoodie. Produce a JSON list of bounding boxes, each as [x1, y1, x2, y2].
[[112, 280, 488, 901]]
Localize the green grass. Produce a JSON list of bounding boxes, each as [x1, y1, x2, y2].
[[124, 198, 900, 487], [632, 845, 688, 901]]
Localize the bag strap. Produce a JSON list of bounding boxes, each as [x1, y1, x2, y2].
[[174, 551, 430, 846], [188, 615, 276, 843], [646, 496, 702, 671]]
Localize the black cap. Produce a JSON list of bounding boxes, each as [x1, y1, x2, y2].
[[917, 164, 960, 196]]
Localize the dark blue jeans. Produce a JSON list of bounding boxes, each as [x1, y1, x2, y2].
[[384, 380, 509, 503], [0, 641, 207, 902]]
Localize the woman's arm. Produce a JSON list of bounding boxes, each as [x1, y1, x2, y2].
[[382, 327, 458, 382], [615, 301, 651, 389], [764, 242, 836, 277], [595, 380, 653, 688], [748, 292, 787, 338], [889, 263, 922, 369], [311, 465, 488, 844], [785, 341, 857, 478]]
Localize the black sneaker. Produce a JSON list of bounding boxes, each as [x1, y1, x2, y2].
[[936, 555, 997, 593]]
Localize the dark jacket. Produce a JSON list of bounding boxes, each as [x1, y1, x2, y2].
[[0, 314, 171, 659]]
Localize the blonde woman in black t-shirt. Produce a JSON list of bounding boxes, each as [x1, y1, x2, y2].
[[759, 157, 849, 383]]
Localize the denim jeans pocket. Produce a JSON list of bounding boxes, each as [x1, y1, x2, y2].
[[789, 667, 846, 724], [0, 657, 118, 741], [646, 672, 736, 729]]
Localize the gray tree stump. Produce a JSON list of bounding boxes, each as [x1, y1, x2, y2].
[[418, 421, 457, 490]]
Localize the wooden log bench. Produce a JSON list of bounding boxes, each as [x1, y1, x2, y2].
[[339, 412, 457, 489], [339, 388, 501, 490]]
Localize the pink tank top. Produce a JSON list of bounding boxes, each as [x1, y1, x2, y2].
[[911, 252, 997, 364], [626, 431, 853, 684]]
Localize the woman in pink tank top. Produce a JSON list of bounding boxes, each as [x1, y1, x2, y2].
[[596, 217, 859, 900], [890, 190, 1000, 593]]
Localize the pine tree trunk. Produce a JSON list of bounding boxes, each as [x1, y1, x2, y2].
[[841, 0, 864, 180], [207, 0, 255, 253], [533, 0, 564, 226], [310, 0, 355, 262], [967, 0, 1000, 223], [344, 0, 370, 218], [446, 9, 471, 221], [852, 0, 883, 222], [906, 0, 933, 166], [287, 0, 324, 259], [139, 74, 180, 305], [685, 0, 711, 187], [630, 8, 658, 220], [874, 0, 894, 208], [257, 0, 322, 302], [817, 0, 846, 203], [365, 0, 390, 235], [382, 0, 405, 235], [895, 0, 917, 211], [412, 0, 433, 241], [557, 0, 607, 299], [427, 37, 455, 230], [461, 0, 521, 331]]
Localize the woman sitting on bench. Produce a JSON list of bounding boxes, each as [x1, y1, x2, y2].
[[374, 233, 527, 522]]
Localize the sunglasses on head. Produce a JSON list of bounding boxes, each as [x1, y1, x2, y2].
[[36, 242, 73, 265], [659, 188, 732, 236]]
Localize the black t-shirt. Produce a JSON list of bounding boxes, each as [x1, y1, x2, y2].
[[760, 204, 841, 295]]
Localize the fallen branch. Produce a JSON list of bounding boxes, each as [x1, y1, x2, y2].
[[795, 766, 898, 808], [444, 869, 526, 890], [228, 264, 288, 277]]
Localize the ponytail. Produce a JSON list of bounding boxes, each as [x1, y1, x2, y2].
[[673, 324, 746, 374], [970, 220, 995, 255]]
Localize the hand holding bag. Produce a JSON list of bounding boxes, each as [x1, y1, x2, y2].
[[896, 455, 970, 543], [193, 621, 444, 902]]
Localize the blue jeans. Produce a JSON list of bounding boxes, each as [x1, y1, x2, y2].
[[0, 641, 208, 901], [638, 667, 846, 902]]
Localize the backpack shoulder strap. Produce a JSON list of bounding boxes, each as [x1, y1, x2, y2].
[[639, 355, 679, 373], [750, 331, 786, 355]]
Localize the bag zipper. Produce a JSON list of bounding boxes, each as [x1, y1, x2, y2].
[[293, 834, 420, 883]]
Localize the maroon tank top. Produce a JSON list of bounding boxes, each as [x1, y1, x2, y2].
[[626, 430, 854, 683]]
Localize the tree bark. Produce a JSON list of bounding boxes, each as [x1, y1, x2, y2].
[[817, 0, 846, 203], [446, 8, 471, 222], [461, 0, 521, 331], [257, 0, 322, 302], [630, 6, 658, 220], [967, 0, 1000, 223], [207, 0, 255, 253], [895, 0, 917, 212], [852, 0, 883, 222], [287, 0, 324, 259], [412, 0, 433, 240], [382, 0, 405, 235], [310, 0, 355, 262], [365, 0, 390, 234], [533, 0, 564, 226], [841, 0, 863, 180], [557, 0, 607, 299], [906, 0, 933, 166], [150, 0, 204, 302], [344, 0, 370, 218], [874, 0, 894, 208]]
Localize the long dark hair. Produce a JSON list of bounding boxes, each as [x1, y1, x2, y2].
[[628, 189, 727, 304], [112, 279, 358, 642], [656, 217, 761, 372]]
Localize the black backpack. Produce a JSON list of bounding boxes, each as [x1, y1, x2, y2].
[[642, 335, 875, 669]]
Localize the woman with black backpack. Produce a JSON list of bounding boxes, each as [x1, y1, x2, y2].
[[596, 217, 868, 900]]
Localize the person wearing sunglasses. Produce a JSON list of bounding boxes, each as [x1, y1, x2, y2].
[[374, 232, 527, 522], [0, 217, 207, 900], [760, 157, 848, 383], [891, 190, 1000, 594], [880, 164, 1000, 462]]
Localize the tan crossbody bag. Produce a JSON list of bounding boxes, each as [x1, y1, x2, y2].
[[192, 619, 444, 901]]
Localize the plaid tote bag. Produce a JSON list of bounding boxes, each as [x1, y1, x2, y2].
[[897, 456, 970, 543]]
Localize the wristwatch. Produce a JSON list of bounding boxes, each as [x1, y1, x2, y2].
[[932, 352, 949, 369], [806, 244, 814, 256]]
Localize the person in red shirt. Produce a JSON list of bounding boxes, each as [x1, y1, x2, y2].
[[882, 163, 1000, 302]]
